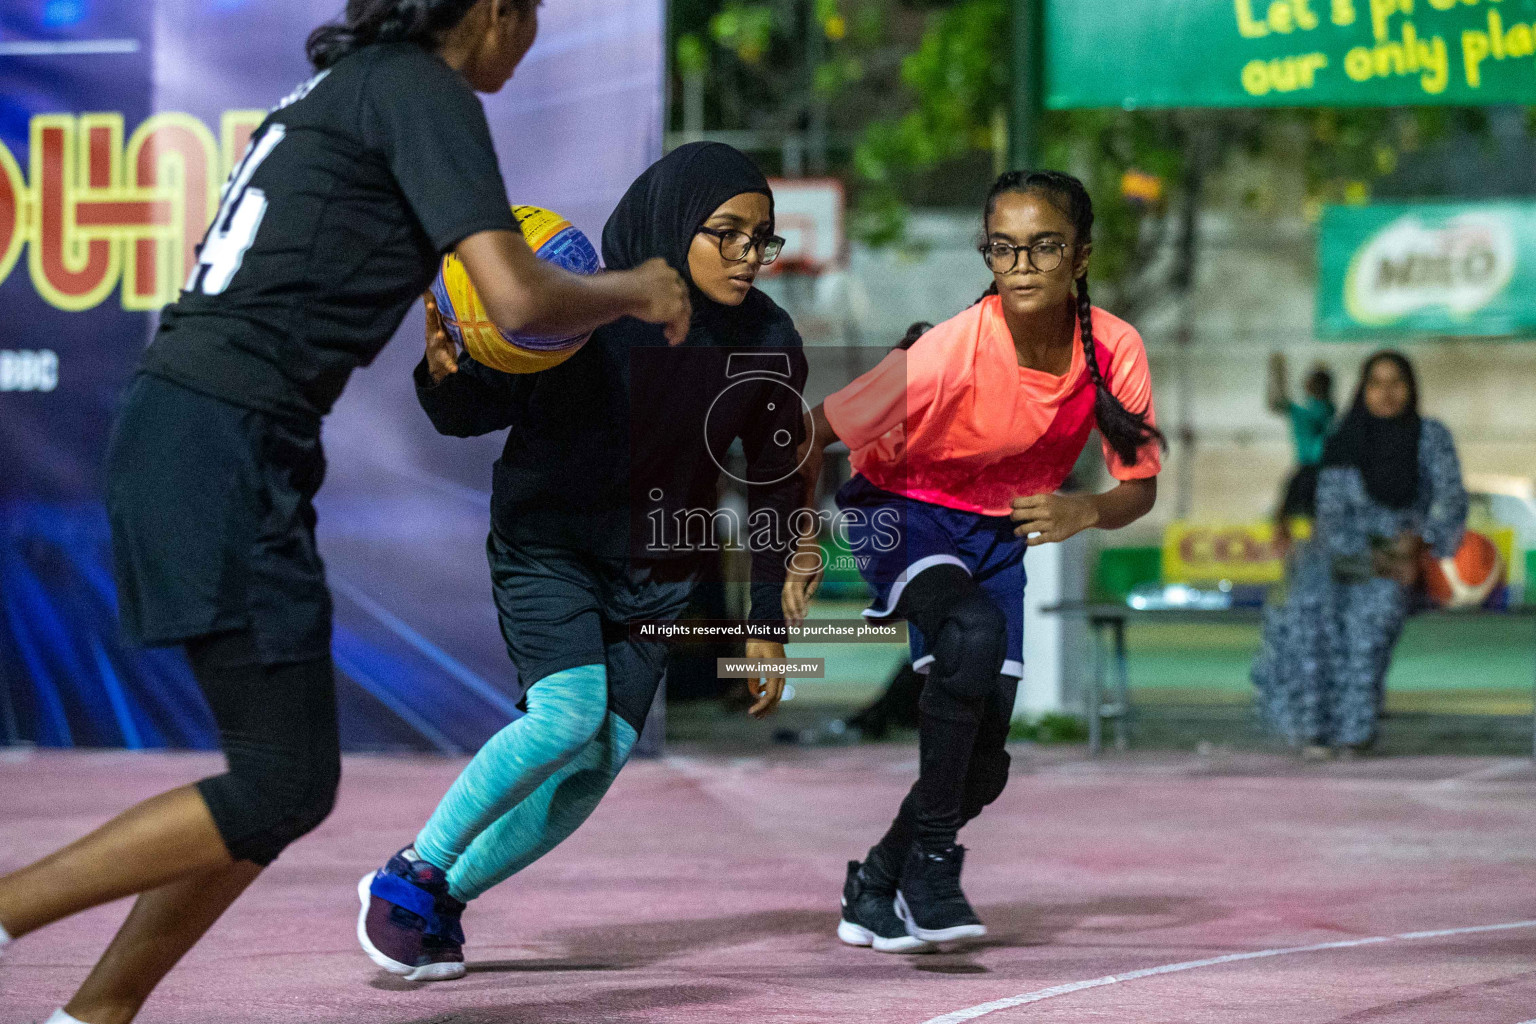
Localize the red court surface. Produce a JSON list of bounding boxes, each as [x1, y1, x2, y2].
[[3, 745, 1535, 1023]]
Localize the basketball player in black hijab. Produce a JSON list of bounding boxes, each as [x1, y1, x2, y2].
[[357, 142, 809, 980]]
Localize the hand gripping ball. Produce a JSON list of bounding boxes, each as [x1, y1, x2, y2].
[[430, 205, 601, 374], [1419, 530, 1505, 609]]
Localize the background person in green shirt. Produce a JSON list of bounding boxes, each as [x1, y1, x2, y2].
[[1268, 353, 1337, 551]]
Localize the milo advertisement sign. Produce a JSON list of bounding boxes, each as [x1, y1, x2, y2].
[[1319, 202, 1536, 338]]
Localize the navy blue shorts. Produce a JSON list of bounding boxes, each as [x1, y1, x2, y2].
[[836, 474, 1026, 679]]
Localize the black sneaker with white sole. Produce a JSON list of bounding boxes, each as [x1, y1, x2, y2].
[[894, 843, 986, 944], [837, 853, 931, 953]]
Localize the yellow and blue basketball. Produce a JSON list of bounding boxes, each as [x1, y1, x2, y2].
[[430, 205, 601, 374]]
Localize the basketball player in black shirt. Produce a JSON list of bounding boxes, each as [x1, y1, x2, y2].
[[0, 2, 689, 1021]]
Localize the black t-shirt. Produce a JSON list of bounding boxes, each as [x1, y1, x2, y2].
[[141, 43, 517, 425]]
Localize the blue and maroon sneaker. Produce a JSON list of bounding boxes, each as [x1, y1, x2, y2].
[[356, 847, 467, 982]]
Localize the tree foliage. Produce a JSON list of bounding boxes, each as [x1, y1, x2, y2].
[[668, 0, 1520, 289], [845, 0, 1508, 285], [671, 0, 878, 141]]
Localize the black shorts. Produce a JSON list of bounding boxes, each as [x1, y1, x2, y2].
[[106, 374, 330, 665], [487, 529, 696, 733]]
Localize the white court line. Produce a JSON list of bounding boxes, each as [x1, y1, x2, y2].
[[0, 39, 141, 56], [1430, 759, 1532, 788], [920, 920, 1536, 1024]]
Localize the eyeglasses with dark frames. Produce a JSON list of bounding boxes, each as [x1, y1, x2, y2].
[[979, 239, 1072, 274], [697, 226, 786, 265]]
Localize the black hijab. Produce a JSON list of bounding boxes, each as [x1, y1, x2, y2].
[[461, 144, 801, 561], [601, 141, 775, 326], [1322, 350, 1421, 510]]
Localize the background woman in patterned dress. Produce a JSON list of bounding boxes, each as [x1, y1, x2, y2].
[[1253, 351, 1467, 760]]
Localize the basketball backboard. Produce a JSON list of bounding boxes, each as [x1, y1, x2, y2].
[[766, 177, 845, 275]]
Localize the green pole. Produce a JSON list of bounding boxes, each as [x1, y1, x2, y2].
[[1008, 0, 1041, 172]]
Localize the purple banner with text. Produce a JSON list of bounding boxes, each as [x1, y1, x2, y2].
[[0, 0, 663, 751]]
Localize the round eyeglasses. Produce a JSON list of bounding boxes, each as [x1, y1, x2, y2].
[[697, 226, 786, 265], [979, 239, 1072, 274]]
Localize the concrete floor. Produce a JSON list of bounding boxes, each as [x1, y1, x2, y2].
[[3, 746, 1535, 1024]]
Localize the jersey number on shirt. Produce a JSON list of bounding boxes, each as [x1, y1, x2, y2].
[[186, 125, 287, 296]]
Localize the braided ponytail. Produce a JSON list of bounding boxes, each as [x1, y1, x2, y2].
[[982, 170, 1164, 466], [895, 321, 934, 350], [1075, 275, 1159, 464], [306, 0, 509, 70]]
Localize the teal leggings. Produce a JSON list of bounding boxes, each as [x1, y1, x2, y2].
[[413, 663, 635, 902]]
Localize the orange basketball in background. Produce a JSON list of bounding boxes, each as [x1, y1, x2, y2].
[[1420, 531, 1504, 608]]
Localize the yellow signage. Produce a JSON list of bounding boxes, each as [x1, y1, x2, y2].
[[1163, 520, 1312, 586]]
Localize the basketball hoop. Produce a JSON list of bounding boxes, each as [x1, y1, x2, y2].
[[765, 177, 845, 276]]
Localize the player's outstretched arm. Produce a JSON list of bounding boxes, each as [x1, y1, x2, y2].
[[1010, 476, 1157, 547], [783, 402, 840, 623], [795, 403, 839, 502], [456, 228, 692, 345]]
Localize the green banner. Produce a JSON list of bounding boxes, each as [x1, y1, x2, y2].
[[1318, 202, 1536, 338], [1045, 0, 1536, 109]]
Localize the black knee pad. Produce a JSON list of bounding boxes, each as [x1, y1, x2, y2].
[[926, 590, 1007, 701], [960, 747, 1011, 823], [266, 748, 341, 848], [191, 649, 342, 866], [204, 741, 340, 866]]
